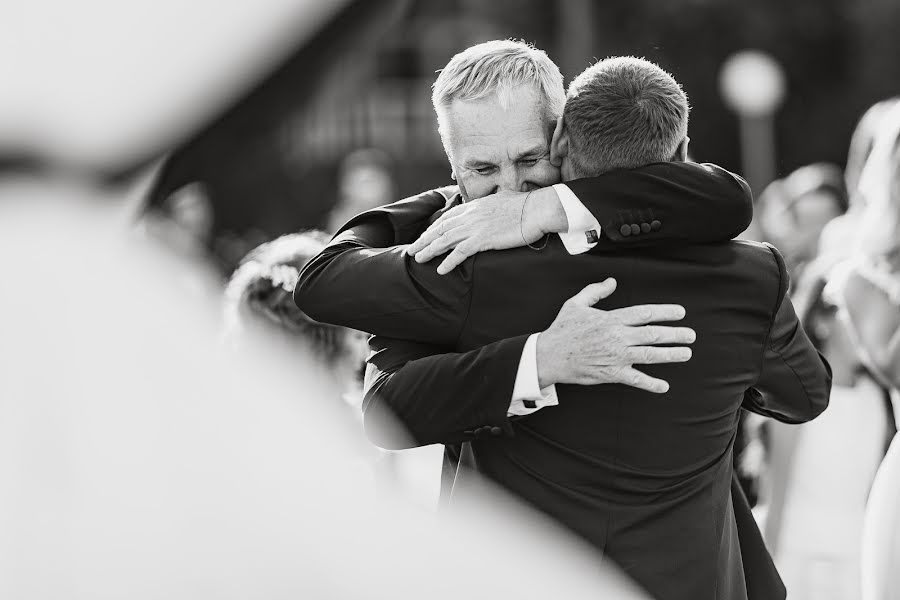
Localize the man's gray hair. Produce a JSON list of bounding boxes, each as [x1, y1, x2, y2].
[[564, 56, 689, 177], [432, 40, 565, 158]]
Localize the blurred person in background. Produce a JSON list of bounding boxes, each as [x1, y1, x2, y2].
[[817, 97, 900, 263], [829, 101, 900, 600], [756, 162, 848, 279], [758, 103, 900, 600], [224, 231, 369, 395], [223, 231, 442, 506], [140, 181, 218, 271], [140, 151, 217, 264], [296, 46, 829, 600], [327, 148, 397, 232], [141, 151, 271, 277], [763, 240, 890, 598], [223, 230, 381, 485]]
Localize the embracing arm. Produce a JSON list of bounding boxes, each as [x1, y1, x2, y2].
[[406, 162, 753, 271], [362, 336, 529, 449], [298, 188, 561, 431], [742, 246, 832, 423], [564, 161, 753, 247], [295, 186, 470, 342], [296, 241, 470, 343]]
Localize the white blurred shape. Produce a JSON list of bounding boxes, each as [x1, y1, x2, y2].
[[0, 0, 347, 170], [719, 50, 787, 117]]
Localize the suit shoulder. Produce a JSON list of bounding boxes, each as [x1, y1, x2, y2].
[[730, 240, 785, 268], [730, 240, 789, 304], [342, 186, 460, 235], [392, 185, 460, 211]]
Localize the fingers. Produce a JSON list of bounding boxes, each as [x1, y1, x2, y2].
[[406, 221, 442, 257], [436, 244, 475, 275], [567, 279, 617, 307], [625, 345, 693, 365], [613, 367, 670, 393], [625, 325, 696, 346], [406, 207, 465, 256], [413, 225, 466, 264], [612, 303, 686, 326]]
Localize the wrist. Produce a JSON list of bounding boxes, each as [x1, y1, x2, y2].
[[524, 187, 568, 236], [535, 331, 558, 388]]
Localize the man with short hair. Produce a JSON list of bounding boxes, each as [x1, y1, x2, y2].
[[564, 56, 689, 173], [297, 53, 830, 600]]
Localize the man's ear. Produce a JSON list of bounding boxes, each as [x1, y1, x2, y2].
[[550, 116, 568, 167], [672, 136, 689, 162]]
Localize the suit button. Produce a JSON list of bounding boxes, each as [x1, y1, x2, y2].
[[463, 430, 474, 437], [619, 224, 631, 237], [640, 222, 651, 233], [630, 223, 641, 235], [490, 426, 503, 436], [474, 427, 488, 439], [651, 220, 662, 231]]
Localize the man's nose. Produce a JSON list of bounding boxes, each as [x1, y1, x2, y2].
[[497, 166, 527, 193]]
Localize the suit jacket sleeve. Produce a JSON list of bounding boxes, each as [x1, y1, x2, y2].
[[362, 336, 528, 449], [295, 189, 526, 447], [295, 189, 474, 343], [742, 245, 833, 423], [297, 242, 471, 343], [565, 161, 753, 249]]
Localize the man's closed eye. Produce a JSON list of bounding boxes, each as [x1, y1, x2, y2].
[[473, 166, 497, 176]]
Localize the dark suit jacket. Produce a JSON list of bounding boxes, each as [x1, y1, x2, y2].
[[295, 162, 811, 599], [300, 162, 754, 445]]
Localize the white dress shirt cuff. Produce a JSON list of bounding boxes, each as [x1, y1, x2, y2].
[[553, 183, 601, 255], [508, 333, 559, 416]]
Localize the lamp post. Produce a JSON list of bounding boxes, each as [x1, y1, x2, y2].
[[719, 51, 786, 196]]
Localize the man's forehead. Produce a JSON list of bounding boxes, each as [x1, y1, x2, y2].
[[454, 139, 549, 165], [445, 89, 550, 163], [446, 86, 547, 128]]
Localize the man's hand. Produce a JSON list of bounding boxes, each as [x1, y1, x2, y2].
[[404, 188, 566, 275], [536, 279, 695, 393]]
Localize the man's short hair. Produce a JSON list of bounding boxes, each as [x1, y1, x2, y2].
[[432, 40, 565, 158], [564, 57, 689, 177]]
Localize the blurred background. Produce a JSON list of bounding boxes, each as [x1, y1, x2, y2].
[[138, 0, 900, 275]]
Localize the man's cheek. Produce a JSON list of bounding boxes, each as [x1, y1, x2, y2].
[[532, 163, 562, 187], [459, 175, 492, 201]]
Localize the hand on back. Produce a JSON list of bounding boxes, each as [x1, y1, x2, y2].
[[536, 279, 695, 393], [405, 190, 552, 274]]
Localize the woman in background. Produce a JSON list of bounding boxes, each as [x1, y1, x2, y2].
[[223, 231, 444, 508], [224, 231, 369, 396], [763, 101, 899, 600], [831, 102, 900, 600]]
